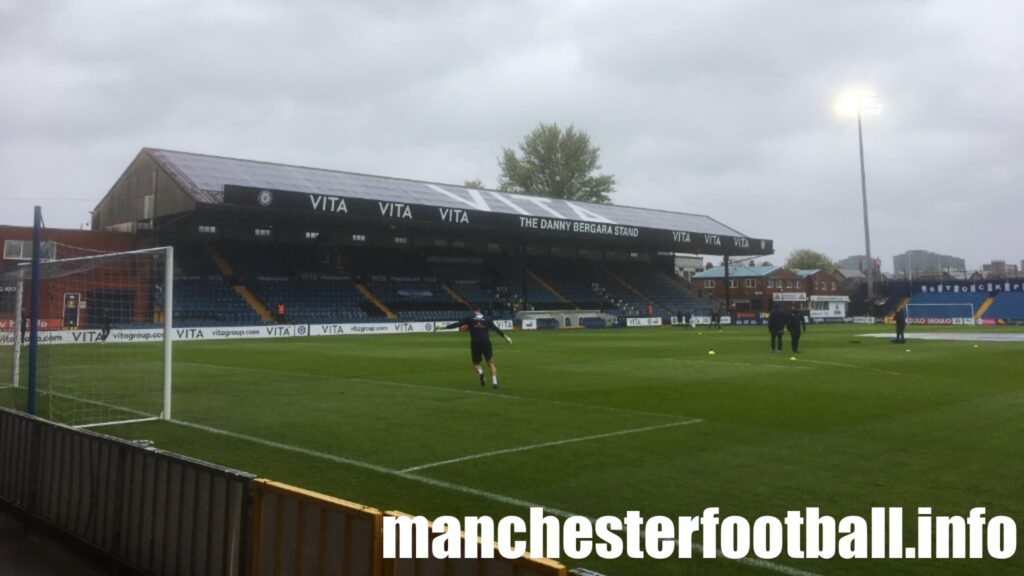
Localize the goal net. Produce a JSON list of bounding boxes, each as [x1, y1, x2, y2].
[[0, 245, 173, 428]]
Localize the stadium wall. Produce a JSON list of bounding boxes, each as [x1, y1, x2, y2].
[[0, 407, 255, 576], [91, 150, 198, 232], [0, 408, 568, 576]]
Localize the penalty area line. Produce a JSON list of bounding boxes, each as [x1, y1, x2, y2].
[[399, 419, 702, 473], [169, 418, 820, 576]]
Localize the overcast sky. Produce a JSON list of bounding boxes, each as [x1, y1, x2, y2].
[[2, 0, 1021, 271]]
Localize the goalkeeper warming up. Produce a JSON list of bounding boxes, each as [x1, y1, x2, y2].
[[445, 311, 511, 389]]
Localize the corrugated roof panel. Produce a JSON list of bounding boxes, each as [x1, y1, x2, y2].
[[150, 148, 747, 237]]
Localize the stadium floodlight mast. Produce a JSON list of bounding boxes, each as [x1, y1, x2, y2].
[[835, 90, 881, 307]]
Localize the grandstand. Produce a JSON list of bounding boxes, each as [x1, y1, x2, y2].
[[899, 280, 1024, 325], [77, 148, 774, 326], [168, 245, 721, 324], [984, 292, 1024, 321]]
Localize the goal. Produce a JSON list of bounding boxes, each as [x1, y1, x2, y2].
[[0, 245, 173, 428]]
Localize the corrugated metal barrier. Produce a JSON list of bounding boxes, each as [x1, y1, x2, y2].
[[1, 408, 568, 576], [0, 407, 255, 576]]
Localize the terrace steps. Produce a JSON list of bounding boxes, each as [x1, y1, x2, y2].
[[206, 244, 236, 277], [205, 244, 274, 322], [975, 296, 995, 320], [356, 284, 397, 319], [602, 265, 657, 310], [233, 285, 275, 322], [441, 283, 472, 310], [527, 270, 577, 309]]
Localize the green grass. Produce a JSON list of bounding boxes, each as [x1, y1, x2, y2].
[[2, 325, 1022, 575]]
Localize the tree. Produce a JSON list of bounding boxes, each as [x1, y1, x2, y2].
[[498, 122, 615, 203], [463, 179, 485, 189], [785, 249, 838, 273]]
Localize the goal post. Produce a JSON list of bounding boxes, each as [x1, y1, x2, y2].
[[0, 245, 174, 428], [0, 280, 24, 390]]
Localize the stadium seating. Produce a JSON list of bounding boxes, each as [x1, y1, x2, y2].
[[983, 292, 1024, 320], [603, 260, 711, 315], [173, 276, 263, 325], [526, 257, 609, 310], [366, 278, 468, 320], [427, 256, 497, 309], [217, 241, 292, 278], [164, 243, 757, 326], [172, 244, 266, 325], [175, 243, 223, 277], [247, 277, 375, 323], [490, 258, 565, 311]]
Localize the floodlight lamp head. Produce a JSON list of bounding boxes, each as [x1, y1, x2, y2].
[[834, 90, 881, 117]]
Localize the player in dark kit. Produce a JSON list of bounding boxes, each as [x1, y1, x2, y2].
[[99, 316, 112, 343], [786, 309, 806, 353], [768, 305, 786, 352], [445, 311, 512, 389], [893, 308, 907, 343]]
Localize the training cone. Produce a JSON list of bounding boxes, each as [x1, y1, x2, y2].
[[790, 356, 797, 361], [708, 350, 716, 356], [973, 344, 979, 348], [905, 349, 911, 352]]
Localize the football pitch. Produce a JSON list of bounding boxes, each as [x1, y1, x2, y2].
[[4, 324, 1024, 575]]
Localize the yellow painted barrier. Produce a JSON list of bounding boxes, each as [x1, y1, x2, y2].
[[251, 479, 383, 576]]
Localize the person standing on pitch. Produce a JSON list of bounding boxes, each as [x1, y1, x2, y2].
[[894, 307, 907, 343], [768, 305, 786, 352], [445, 310, 511, 389], [786, 308, 806, 353]]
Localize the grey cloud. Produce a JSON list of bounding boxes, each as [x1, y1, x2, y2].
[[1, 0, 1022, 269]]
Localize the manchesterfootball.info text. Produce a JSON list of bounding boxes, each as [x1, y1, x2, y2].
[[383, 507, 1017, 562]]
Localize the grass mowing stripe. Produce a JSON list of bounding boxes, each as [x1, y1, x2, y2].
[[399, 419, 703, 473], [170, 418, 821, 576], [794, 359, 902, 376], [177, 360, 699, 422]]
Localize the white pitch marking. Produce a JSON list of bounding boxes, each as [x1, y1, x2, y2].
[[176, 361, 697, 422], [400, 419, 702, 473], [43, 389, 818, 576], [169, 419, 821, 576]]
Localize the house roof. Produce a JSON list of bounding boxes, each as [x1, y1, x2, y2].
[[693, 265, 781, 279]]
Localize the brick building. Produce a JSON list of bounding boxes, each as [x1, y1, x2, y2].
[[692, 265, 802, 313], [1, 226, 139, 330]]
